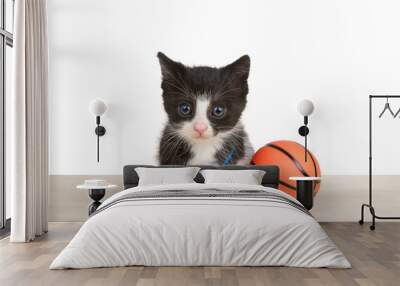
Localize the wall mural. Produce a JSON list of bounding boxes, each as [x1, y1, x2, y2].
[[157, 52, 254, 166], [156, 53, 321, 199]]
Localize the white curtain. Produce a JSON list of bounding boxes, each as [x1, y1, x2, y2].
[[10, 0, 49, 242]]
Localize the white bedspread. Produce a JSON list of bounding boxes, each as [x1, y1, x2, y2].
[[50, 183, 350, 269]]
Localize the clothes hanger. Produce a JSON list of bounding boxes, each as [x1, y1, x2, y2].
[[379, 97, 395, 118], [394, 105, 400, 118]]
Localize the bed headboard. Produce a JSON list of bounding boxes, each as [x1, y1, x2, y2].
[[123, 165, 280, 190]]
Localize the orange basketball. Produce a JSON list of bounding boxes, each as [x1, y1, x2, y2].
[[251, 140, 321, 198]]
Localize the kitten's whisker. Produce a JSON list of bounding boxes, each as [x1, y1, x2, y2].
[[166, 69, 189, 93], [162, 129, 189, 158], [163, 140, 181, 160], [177, 73, 191, 95], [164, 81, 188, 96], [164, 135, 184, 153], [217, 87, 242, 97], [166, 91, 190, 98], [163, 70, 190, 95], [216, 75, 237, 95]]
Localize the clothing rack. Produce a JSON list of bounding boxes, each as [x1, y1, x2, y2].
[[359, 95, 400, 230]]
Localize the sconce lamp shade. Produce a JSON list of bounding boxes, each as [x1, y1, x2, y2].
[[297, 99, 314, 116], [89, 99, 107, 116]]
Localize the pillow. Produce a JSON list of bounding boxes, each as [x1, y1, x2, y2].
[[200, 169, 266, 185], [135, 167, 200, 186]]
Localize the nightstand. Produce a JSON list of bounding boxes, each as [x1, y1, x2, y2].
[[77, 183, 117, 215], [289, 177, 321, 210]]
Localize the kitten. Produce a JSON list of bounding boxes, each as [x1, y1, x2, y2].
[[157, 52, 254, 166]]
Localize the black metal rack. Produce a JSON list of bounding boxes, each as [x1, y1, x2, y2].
[[359, 95, 400, 230]]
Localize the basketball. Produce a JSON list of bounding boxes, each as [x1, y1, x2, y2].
[[251, 140, 321, 198]]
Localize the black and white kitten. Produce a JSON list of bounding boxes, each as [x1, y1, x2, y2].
[[157, 52, 254, 166]]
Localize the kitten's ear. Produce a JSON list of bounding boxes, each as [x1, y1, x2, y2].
[[222, 55, 250, 81], [157, 52, 185, 80]]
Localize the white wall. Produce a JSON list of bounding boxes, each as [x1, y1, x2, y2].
[[48, 0, 400, 176]]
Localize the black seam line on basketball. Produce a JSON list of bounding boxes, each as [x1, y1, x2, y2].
[[266, 144, 310, 177], [279, 180, 296, 190], [308, 149, 318, 178], [303, 149, 321, 192], [294, 140, 318, 178]]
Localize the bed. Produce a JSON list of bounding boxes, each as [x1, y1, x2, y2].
[[50, 165, 350, 269]]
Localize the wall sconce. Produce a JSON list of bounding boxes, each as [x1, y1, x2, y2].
[[89, 99, 107, 162], [297, 99, 315, 162]]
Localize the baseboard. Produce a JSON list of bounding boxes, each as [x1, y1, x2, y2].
[[311, 175, 400, 222], [48, 175, 400, 222], [49, 175, 123, 222]]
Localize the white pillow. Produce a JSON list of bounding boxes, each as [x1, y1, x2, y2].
[[200, 169, 266, 185], [135, 167, 200, 186]]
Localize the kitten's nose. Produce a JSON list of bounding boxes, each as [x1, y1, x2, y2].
[[193, 122, 208, 136]]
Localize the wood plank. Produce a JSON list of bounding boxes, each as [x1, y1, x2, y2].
[[0, 222, 399, 286]]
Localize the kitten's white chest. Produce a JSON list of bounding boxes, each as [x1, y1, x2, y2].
[[187, 141, 221, 165]]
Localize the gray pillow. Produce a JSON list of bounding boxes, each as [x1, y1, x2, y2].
[[135, 167, 201, 186], [200, 169, 266, 185]]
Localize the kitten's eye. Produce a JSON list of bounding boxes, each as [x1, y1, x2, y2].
[[211, 106, 225, 118], [178, 102, 192, 117]]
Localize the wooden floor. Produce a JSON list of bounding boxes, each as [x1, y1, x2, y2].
[[0, 222, 399, 286]]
